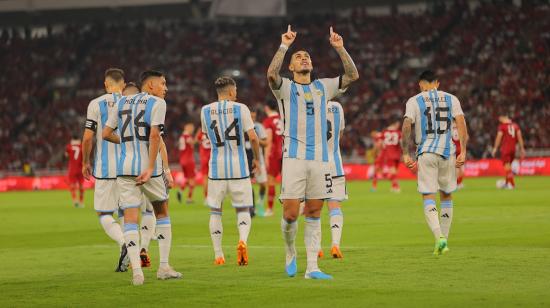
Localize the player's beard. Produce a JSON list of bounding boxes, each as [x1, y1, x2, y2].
[[296, 68, 312, 75]]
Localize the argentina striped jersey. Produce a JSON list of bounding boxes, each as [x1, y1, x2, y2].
[[327, 101, 345, 177], [105, 92, 166, 177], [201, 100, 255, 180], [85, 93, 121, 179], [404, 89, 464, 159], [271, 77, 343, 162]]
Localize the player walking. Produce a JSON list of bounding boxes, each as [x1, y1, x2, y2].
[[66, 134, 84, 208], [103, 70, 181, 285], [201, 77, 260, 266], [82, 68, 128, 271], [381, 119, 402, 193], [401, 70, 468, 255], [177, 122, 197, 204], [267, 25, 359, 279], [491, 115, 526, 189], [262, 100, 283, 216]]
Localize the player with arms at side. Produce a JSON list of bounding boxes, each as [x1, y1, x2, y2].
[[177, 122, 197, 204], [195, 128, 211, 204], [103, 70, 181, 285], [82, 68, 128, 271], [262, 100, 284, 216], [381, 118, 402, 193], [491, 114, 525, 189], [401, 70, 468, 255], [201, 77, 260, 266], [66, 133, 84, 208], [267, 25, 359, 279]]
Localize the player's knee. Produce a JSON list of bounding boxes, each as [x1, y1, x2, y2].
[[152, 200, 169, 218], [283, 212, 298, 222]]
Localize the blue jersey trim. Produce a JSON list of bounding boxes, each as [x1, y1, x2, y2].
[[144, 97, 158, 176], [426, 90, 439, 153], [223, 100, 234, 178], [218, 101, 229, 178], [234, 105, 248, 178], [314, 80, 329, 162], [333, 104, 343, 176], [204, 106, 218, 179], [443, 94, 453, 159], [288, 83, 299, 158]]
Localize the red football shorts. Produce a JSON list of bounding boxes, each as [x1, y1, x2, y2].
[[181, 163, 196, 179], [268, 157, 282, 177], [500, 151, 516, 164]]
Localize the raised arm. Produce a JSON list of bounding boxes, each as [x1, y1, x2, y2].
[[455, 115, 468, 167], [267, 25, 296, 89], [329, 27, 359, 89]]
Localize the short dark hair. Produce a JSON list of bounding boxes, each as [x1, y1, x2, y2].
[[105, 68, 124, 82], [124, 81, 138, 91], [266, 99, 278, 111], [419, 70, 437, 82], [139, 70, 164, 87], [214, 76, 236, 92]]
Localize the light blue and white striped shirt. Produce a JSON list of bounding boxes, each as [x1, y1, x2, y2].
[[201, 100, 255, 180], [85, 93, 121, 179], [105, 92, 166, 177], [327, 101, 345, 177], [271, 77, 342, 162], [404, 90, 464, 159]]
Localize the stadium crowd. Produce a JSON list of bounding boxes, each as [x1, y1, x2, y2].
[[0, 2, 548, 172]]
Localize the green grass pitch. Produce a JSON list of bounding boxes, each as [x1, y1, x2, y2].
[[1, 177, 549, 307]]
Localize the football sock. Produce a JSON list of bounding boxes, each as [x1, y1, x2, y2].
[[99, 214, 125, 246], [140, 211, 156, 251], [440, 200, 454, 239], [423, 199, 442, 240], [209, 211, 224, 258], [156, 217, 172, 266], [372, 175, 378, 189], [124, 223, 142, 275], [268, 186, 275, 210], [79, 187, 84, 203], [70, 187, 76, 202], [304, 217, 321, 273], [187, 184, 194, 199], [237, 211, 251, 243], [329, 208, 343, 246], [281, 218, 297, 260], [390, 174, 398, 189]]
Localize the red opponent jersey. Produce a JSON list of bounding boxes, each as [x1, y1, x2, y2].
[[178, 133, 195, 164], [263, 114, 284, 160], [381, 129, 402, 161], [195, 130, 211, 161], [66, 140, 83, 175], [498, 122, 520, 154]]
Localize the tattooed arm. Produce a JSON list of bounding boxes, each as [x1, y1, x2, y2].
[[329, 27, 359, 89], [401, 117, 415, 169], [267, 25, 296, 90]]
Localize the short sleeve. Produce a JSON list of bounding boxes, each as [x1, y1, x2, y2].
[[255, 123, 267, 139], [451, 95, 464, 118], [201, 107, 208, 134], [271, 77, 291, 101], [318, 77, 343, 100], [85, 101, 99, 132], [105, 102, 119, 129], [404, 98, 417, 124], [240, 105, 255, 132], [151, 99, 166, 127]]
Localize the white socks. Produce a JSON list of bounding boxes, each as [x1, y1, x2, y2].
[[423, 199, 442, 240], [440, 200, 454, 239], [155, 217, 172, 266], [237, 211, 251, 243], [304, 217, 321, 273], [329, 208, 343, 247], [140, 212, 156, 252], [124, 223, 142, 276], [209, 212, 224, 258], [99, 215, 125, 247], [281, 218, 297, 262]]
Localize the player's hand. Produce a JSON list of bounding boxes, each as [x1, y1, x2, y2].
[[456, 152, 466, 168], [329, 26, 344, 48], [403, 154, 417, 171], [164, 169, 175, 189], [281, 25, 297, 47], [520, 148, 526, 160], [252, 159, 260, 176], [136, 168, 153, 186], [82, 163, 92, 181], [491, 149, 497, 158]]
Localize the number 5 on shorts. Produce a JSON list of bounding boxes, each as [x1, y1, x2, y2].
[[325, 174, 333, 188]]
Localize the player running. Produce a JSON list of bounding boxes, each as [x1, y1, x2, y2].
[[247, 109, 268, 216], [401, 70, 468, 255], [103, 70, 181, 285], [82, 68, 128, 272], [262, 100, 283, 216], [381, 119, 402, 193], [318, 101, 346, 259], [177, 122, 196, 204], [201, 77, 260, 266], [491, 115, 526, 189], [66, 133, 84, 208], [195, 129, 211, 203], [267, 25, 359, 279]]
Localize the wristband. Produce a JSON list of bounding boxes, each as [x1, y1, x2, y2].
[[279, 44, 288, 51]]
